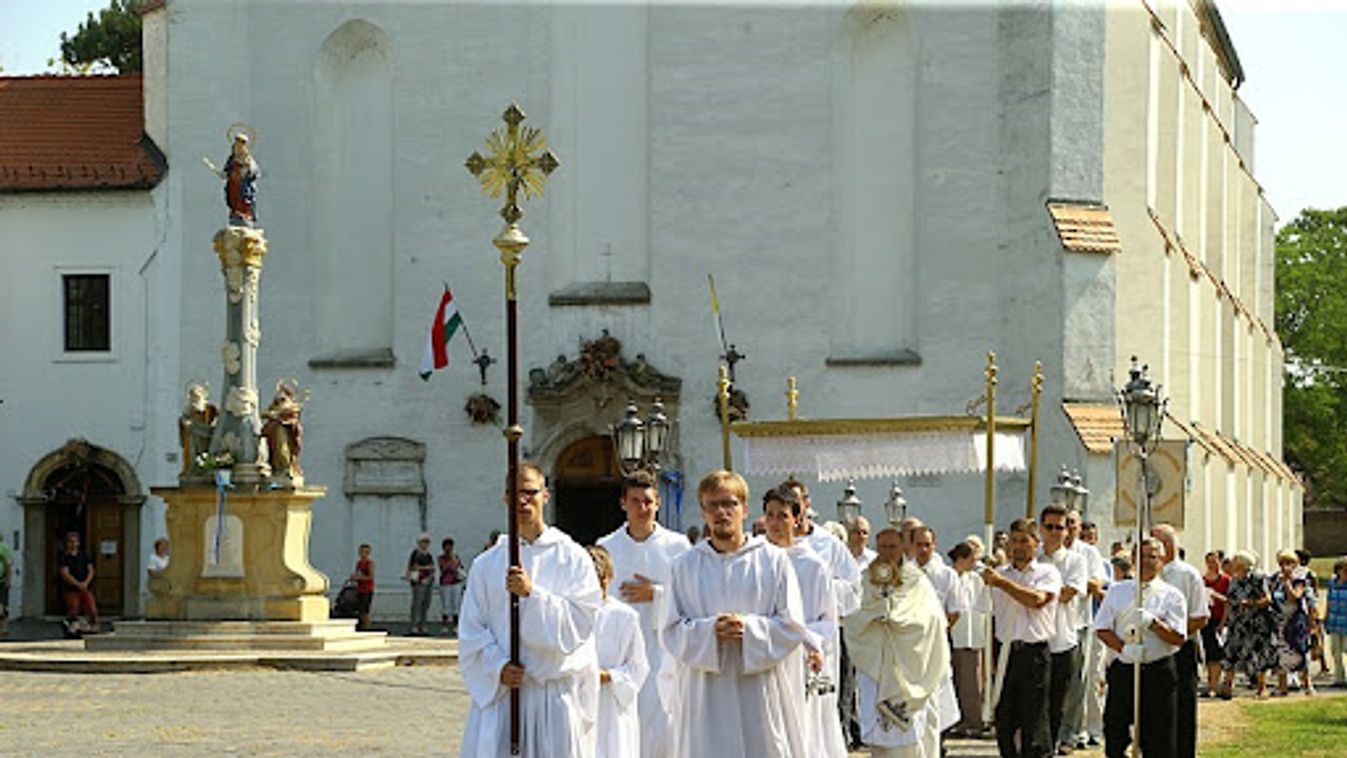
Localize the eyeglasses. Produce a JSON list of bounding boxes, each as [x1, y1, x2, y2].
[[1041, 523, 1067, 531], [516, 488, 542, 499], [701, 498, 741, 512]]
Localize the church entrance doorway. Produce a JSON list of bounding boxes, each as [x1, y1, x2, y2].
[[40, 462, 128, 617], [551, 436, 623, 546]]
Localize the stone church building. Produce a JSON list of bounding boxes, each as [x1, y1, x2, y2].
[[0, 0, 1300, 619]]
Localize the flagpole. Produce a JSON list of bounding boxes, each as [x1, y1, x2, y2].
[[465, 104, 559, 757]]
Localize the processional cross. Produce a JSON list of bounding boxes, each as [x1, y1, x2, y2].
[[464, 103, 559, 756]]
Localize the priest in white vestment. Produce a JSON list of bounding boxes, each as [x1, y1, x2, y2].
[[845, 527, 952, 758], [587, 545, 650, 758], [763, 486, 849, 758], [459, 464, 603, 758], [597, 470, 690, 758], [664, 470, 809, 758]]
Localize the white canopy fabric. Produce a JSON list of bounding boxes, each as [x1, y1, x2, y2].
[[741, 429, 1026, 482]]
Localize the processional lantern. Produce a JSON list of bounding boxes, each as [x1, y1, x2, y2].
[[836, 479, 863, 527], [613, 396, 673, 475], [1050, 464, 1076, 508], [1070, 469, 1090, 514], [883, 481, 907, 527], [1120, 356, 1164, 448]]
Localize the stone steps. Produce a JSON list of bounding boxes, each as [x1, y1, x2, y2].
[[84, 620, 386, 652]]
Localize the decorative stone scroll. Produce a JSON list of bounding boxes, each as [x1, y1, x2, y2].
[[344, 437, 426, 497]]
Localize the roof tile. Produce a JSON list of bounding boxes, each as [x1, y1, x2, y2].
[[0, 74, 165, 192], [1062, 402, 1124, 455], [1048, 202, 1122, 255]]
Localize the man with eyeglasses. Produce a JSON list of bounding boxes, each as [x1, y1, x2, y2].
[[1037, 503, 1088, 756], [664, 470, 809, 757], [458, 463, 603, 757]]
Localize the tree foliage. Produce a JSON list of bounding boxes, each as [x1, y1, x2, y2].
[[1275, 207, 1347, 508], [59, 0, 146, 74]]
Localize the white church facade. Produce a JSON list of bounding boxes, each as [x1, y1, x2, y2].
[[0, 0, 1299, 619]]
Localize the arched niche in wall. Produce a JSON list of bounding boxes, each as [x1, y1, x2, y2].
[[311, 19, 396, 368]]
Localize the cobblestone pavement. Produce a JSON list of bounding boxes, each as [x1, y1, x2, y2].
[[0, 663, 1010, 757]]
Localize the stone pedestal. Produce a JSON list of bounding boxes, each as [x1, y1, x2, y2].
[[146, 485, 330, 622]]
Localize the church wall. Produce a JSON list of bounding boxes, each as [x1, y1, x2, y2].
[[144, 0, 1299, 611]]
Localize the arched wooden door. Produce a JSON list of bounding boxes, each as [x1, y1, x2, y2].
[[40, 462, 127, 616], [551, 436, 623, 546]]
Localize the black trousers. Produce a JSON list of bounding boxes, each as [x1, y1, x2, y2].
[[1049, 646, 1081, 747], [1104, 657, 1177, 758], [1174, 639, 1199, 758], [995, 641, 1053, 758], [838, 632, 861, 746]]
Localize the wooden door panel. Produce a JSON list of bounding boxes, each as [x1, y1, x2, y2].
[[89, 501, 124, 615]]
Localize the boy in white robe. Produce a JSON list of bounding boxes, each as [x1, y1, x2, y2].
[[845, 528, 951, 758], [459, 463, 603, 758], [763, 486, 849, 758], [664, 470, 809, 758], [587, 545, 650, 758], [597, 470, 690, 758]]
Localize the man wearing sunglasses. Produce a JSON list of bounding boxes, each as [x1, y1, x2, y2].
[[1039, 503, 1088, 756]]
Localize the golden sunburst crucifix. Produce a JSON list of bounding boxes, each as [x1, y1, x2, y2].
[[465, 103, 560, 225]]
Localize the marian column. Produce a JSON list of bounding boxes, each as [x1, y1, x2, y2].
[[209, 225, 268, 483]]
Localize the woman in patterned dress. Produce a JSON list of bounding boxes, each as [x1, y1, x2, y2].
[[1217, 551, 1278, 699], [1270, 549, 1316, 696]]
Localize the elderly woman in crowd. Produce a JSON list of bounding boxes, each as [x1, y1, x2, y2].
[[1271, 549, 1316, 696], [1202, 550, 1231, 696], [1217, 551, 1278, 699]]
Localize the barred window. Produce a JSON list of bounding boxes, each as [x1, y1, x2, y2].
[[63, 274, 110, 352]]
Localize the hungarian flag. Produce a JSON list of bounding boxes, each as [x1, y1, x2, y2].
[[420, 287, 463, 380]]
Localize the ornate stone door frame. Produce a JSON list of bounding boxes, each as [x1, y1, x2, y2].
[[15, 439, 147, 619], [527, 331, 683, 490]]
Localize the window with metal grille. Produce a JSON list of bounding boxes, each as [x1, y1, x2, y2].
[[63, 274, 111, 352]]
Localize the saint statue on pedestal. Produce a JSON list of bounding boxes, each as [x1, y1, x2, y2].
[[262, 380, 307, 482], [204, 126, 260, 227], [179, 382, 218, 477]]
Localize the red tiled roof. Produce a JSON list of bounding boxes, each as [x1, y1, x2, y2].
[[1062, 402, 1124, 455], [0, 74, 166, 192]]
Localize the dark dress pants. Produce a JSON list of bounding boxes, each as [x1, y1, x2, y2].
[[1104, 656, 1177, 758], [1174, 639, 1199, 757], [1049, 645, 1081, 748], [838, 632, 862, 747], [995, 641, 1053, 758]]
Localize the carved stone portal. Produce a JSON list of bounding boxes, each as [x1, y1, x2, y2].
[[527, 331, 682, 475]]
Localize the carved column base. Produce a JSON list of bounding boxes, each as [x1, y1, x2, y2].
[[147, 484, 330, 622]]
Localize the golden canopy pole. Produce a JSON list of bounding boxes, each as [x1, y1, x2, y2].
[[1025, 360, 1043, 519], [465, 103, 559, 757], [980, 352, 998, 725], [718, 366, 733, 470]]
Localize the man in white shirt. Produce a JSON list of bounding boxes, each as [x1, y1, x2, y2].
[[1037, 503, 1087, 756], [597, 470, 691, 758], [948, 540, 990, 737], [1094, 537, 1187, 758], [912, 527, 968, 630], [664, 470, 808, 758], [1150, 523, 1208, 758], [1064, 514, 1109, 749], [982, 518, 1061, 758], [458, 463, 602, 757], [840, 515, 876, 749]]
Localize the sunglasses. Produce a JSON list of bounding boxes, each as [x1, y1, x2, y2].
[[1041, 523, 1067, 531]]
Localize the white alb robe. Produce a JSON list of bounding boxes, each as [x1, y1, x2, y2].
[[664, 536, 809, 758], [459, 528, 602, 758], [597, 523, 690, 758], [804, 527, 863, 617], [595, 597, 650, 758], [787, 543, 849, 758]]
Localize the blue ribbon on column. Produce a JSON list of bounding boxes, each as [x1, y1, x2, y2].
[[659, 469, 684, 530], [213, 469, 234, 563]]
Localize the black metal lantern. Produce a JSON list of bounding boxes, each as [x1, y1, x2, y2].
[[1120, 356, 1164, 447], [646, 397, 670, 458], [614, 399, 646, 470]]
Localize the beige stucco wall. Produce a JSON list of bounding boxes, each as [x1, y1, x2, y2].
[[1103, 0, 1301, 558]]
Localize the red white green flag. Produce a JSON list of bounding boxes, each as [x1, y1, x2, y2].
[[420, 287, 463, 380]]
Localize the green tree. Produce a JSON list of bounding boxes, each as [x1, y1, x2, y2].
[[59, 0, 146, 74], [1275, 207, 1347, 509]]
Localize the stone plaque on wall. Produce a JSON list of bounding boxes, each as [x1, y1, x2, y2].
[[344, 437, 426, 497]]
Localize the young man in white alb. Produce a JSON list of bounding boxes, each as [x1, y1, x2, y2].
[[596, 469, 690, 758]]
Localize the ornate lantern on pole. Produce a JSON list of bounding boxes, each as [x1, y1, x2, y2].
[[1117, 356, 1167, 758], [613, 397, 673, 476], [836, 479, 863, 528], [883, 481, 907, 528], [1070, 469, 1090, 517], [1049, 465, 1076, 508]]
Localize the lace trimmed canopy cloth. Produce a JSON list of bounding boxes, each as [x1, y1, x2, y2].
[[735, 416, 1029, 482]]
